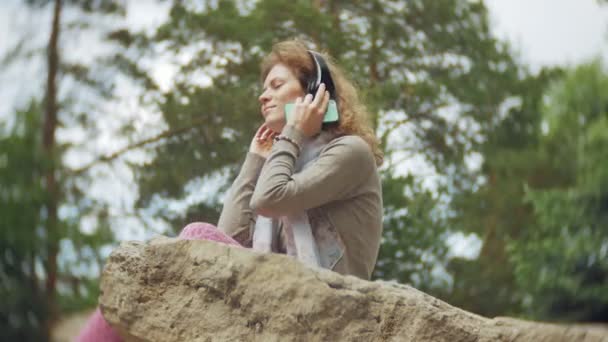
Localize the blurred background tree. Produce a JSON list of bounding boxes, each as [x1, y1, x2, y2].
[[1, 101, 49, 341], [1, 0, 607, 340], [2, 0, 126, 340], [509, 60, 608, 322], [447, 59, 608, 322], [110, 0, 524, 295], [445, 66, 563, 317]]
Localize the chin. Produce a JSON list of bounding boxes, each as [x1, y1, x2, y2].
[[264, 112, 286, 132]]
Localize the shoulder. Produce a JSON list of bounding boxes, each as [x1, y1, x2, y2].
[[322, 135, 376, 167], [327, 134, 373, 155]]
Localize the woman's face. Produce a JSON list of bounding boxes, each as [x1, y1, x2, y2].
[[259, 63, 305, 132]]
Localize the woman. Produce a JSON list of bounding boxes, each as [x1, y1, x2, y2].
[[218, 39, 383, 279], [76, 39, 383, 341]]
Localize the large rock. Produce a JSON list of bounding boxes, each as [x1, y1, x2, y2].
[[99, 237, 608, 342]]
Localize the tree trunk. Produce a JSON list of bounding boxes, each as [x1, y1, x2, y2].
[[43, 0, 62, 338], [368, 1, 382, 132], [327, 0, 343, 57]]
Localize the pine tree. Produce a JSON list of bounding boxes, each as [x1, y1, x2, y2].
[[110, 0, 525, 292], [2, 0, 126, 339], [510, 60, 608, 322]]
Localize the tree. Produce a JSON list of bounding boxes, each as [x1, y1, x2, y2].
[[509, 60, 608, 322], [445, 66, 563, 317], [0, 101, 48, 341], [107, 0, 525, 291], [1, 0, 127, 339], [37, 1, 127, 336], [373, 173, 450, 291]]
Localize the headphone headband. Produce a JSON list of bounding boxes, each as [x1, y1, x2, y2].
[[307, 50, 336, 100]]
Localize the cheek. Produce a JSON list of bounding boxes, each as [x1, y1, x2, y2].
[[269, 104, 285, 117], [278, 84, 305, 103]]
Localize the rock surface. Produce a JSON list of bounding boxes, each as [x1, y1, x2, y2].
[[99, 237, 608, 342]]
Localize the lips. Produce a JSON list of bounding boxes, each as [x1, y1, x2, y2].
[[262, 105, 276, 115]]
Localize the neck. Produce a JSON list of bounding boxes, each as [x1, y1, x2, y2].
[[295, 130, 337, 171]]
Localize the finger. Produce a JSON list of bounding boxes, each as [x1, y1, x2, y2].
[[320, 90, 331, 115], [312, 83, 326, 107], [256, 124, 269, 140], [256, 123, 265, 134], [304, 93, 314, 104], [262, 128, 274, 141], [255, 125, 264, 139], [295, 96, 302, 104]]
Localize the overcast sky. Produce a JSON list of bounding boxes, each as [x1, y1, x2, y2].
[[485, 0, 608, 69]]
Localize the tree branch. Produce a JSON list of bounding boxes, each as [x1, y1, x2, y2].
[[380, 104, 445, 149], [70, 117, 208, 175]]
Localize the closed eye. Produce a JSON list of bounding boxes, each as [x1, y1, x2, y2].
[[263, 78, 285, 92]]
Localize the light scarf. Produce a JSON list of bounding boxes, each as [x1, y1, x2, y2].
[[252, 130, 337, 267]]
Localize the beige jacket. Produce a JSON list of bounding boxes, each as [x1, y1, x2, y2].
[[217, 124, 383, 280]]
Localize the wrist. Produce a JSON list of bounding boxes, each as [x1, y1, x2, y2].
[[281, 124, 306, 145], [274, 134, 301, 154]]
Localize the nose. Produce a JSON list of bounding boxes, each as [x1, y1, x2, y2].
[[258, 89, 271, 104]]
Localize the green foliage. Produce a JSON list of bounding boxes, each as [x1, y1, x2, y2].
[[1, 2, 128, 339], [8, 0, 606, 330], [113, 1, 525, 293], [509, 60, 608, 322], [442, 57, 608, 323], [373, 173, 449, 291], [0, 101, 48, 341], [0, 97, 112, 338], [445, 67, 563, 317]]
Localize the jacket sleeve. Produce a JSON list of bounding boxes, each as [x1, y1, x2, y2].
[[217, 152, 266, 246], [250, 125, 375, 217]]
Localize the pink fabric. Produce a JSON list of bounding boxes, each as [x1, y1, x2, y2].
[[179, 222, 242, 246], [75, 222, 241, 341], [75, 308, 122, 342]]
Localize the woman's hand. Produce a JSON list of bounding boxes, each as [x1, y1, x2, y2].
[[288, 83, 331, 137], [249, 123, 278, 158]]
